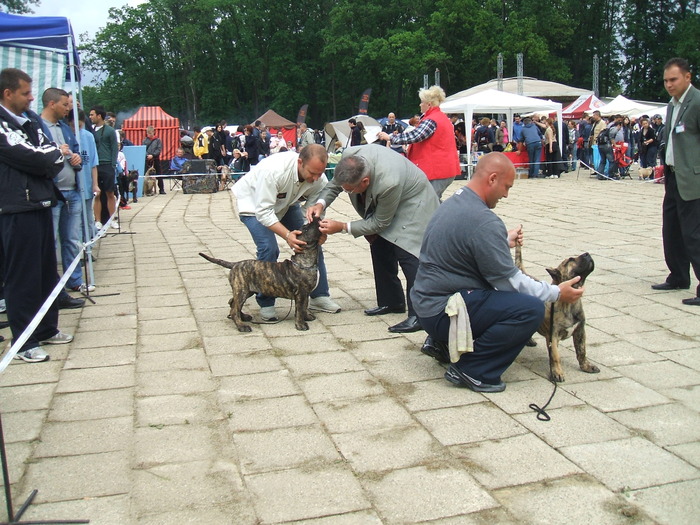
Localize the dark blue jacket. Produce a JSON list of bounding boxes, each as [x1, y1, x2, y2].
[[520, 122, 543, 145]]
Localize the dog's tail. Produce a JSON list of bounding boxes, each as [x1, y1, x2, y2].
[[199, 252, 235, 269], [514, 224, 524, 272]]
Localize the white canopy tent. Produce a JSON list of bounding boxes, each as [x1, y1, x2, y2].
[[324, 114, 381, 150], [441, 89, 563, 161], [591, 95, 664, 118]]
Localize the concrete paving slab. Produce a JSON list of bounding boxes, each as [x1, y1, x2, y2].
[[628, 479, 700, 525], [137, 368, 215, 396], [35, 416, 132, 457], [360, 464, 498, 523], [233, 425, 341, 475], [313, 396, 415, 434], [493, 475, 654, 525], [27, 494, 131, 525], [560, 436, 699, 491], [560, 376, 670, 412], [49, 388, 133, 422], [607, 402, 700, 446], [225, 395, 318, 432], [245, 466, 369, 523]]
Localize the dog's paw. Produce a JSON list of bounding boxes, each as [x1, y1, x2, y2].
[[237, 325, 253, 333], [525, 338, 537, 347], [240, 312, 253, 322], [580, 362, 600, 374], [304, 312, 316, 321], [295, 322, 310, 331], [549, 369, 566, 382]]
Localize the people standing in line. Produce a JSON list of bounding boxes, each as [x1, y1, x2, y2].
[[89, 105, 119, 229], [543, 118, 562, 178], [0, 68, 77, 363], [143, 125, 164, 194], [66, 109, 99, 242], [377, 85, 460, 199], [298, 123, 315, 149], [348, 118, 362, 147], [243, 125, 261, 166], [652, 114, 666, 166], [650, 57, 700, 306]]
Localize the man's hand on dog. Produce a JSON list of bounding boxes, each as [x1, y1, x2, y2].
[[286, 230, 307, 252], [318, 219, 345, 235], [558, 276, 584, 303], [306, 203, 324, 222]]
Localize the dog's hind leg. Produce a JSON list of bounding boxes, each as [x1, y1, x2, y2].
[[293, 295, 311, 331], [573, 322, 600, 374], [229, 293, 252, 332]]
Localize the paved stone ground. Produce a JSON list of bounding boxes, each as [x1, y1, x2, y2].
[[1, 166, 699, 524]]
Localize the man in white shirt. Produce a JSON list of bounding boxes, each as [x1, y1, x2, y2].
[[232, 144, 341, 320]]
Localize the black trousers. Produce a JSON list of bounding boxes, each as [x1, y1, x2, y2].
[[369, 236, 418, 316], [662, 167, 700, 296], [0, 209, 59, 351]]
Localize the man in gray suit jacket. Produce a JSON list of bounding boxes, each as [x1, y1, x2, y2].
[[306, 144, 440, 332], [651, 58, 700, 306]]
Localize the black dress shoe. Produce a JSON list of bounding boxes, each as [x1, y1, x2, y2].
[[682, 297, 700, 306], [444, 365, 506, 393], [56, 295, 85, 310], [0, 320, 9, 329], [651, 282, 690, 291], [364, 305, 405, 316], [388, 316, 422, 333], [420, 335, 450, 364]]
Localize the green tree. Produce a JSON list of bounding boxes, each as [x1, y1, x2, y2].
[[0, 0, 40, 14]]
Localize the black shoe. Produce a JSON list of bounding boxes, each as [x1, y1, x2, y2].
[[0, 320, 9, 329], [364, 305, 405, 316], [133, 198, 138, 203], [444, 365, 506, 393], [159, 190, 166, 195], [682, 297, 700, 306], [421, 336, 450, 364], [388, 316, 421, 333], [56, 295, 85, 310], [651, 282, 690, 291]]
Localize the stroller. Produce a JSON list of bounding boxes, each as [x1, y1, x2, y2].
[[613, 141, 633, 179]]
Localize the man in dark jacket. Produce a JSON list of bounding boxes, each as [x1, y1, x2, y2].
[[143, 125, 165, 194], [0, 68, 75, 362]]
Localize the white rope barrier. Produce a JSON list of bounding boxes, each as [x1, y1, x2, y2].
[[0, 195, 120, 371]]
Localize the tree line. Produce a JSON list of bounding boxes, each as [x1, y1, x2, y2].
[[66, 0, 700, 128]]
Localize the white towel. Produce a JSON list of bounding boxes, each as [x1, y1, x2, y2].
[[445, 292, 472, 363]]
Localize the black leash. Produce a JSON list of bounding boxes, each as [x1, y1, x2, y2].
[[529, 303, 557, 421]]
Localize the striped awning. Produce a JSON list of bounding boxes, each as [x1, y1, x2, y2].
[[122, 106, 180, 160], [0, 46, 66, 113]]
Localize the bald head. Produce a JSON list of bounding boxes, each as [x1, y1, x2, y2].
[[468, 152, 516, 209]]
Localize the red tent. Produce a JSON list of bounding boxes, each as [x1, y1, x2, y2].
[[122, 106, 180, 160], [562, 94, 604, 120]]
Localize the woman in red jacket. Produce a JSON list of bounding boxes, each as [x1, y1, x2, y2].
[[378, 85, 460, 199]]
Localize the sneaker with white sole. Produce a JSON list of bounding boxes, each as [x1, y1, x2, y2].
[[95, 221, 103, 230], [308, 296, 341, 313], [260, 306, 278, 321], [110, 221, 119, 229], [41, 331, 74, 345], [0, 298, 5, 313], [14, 347, 50, 363], [68, 283, 95, 293]]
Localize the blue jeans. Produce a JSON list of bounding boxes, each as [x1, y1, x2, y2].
[[52, 189, 84, 288], [240, 205, 330, 308], [418, 289, 544, 384], [526, 142, 542, 178]]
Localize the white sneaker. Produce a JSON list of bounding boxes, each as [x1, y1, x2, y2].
[[40, 331, 74, 345], [260, 306, 278, 321], [0, 298, 5, 313], [14, 346, 50, 362], [95, 221, 103, 230], [110, 221, 119, 229], [308, 296, 341, 313]]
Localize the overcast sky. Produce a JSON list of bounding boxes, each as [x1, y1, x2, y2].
[[32, 0, 146, 45], [30, 0, 146, 84]]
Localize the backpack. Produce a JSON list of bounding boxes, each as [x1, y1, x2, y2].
[[313, 129, 324, 145], [596, 125, 610, 146]]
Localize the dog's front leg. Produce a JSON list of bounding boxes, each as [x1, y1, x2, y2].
[[547, 336, 566, 382], [573, 321, 600, 374]]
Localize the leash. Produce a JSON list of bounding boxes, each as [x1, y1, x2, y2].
[[529, 303, 557, 421]]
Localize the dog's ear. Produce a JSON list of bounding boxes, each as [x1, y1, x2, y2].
[[546, 267, 562, 284]]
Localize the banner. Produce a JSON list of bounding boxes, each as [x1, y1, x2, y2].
[[0, 46, 65, 113], [358, 88, 372, 115]]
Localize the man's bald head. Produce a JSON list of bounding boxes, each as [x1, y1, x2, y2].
[[468, 152, 516, 209]]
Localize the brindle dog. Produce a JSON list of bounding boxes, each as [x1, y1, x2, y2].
[[143, 167, 157, 196], [516, 245, 599, 382], [199, 216, 322, 332]]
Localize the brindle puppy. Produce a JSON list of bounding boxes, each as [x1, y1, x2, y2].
[[199, 216, 322, 332], [516, 245, 599, 382]]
